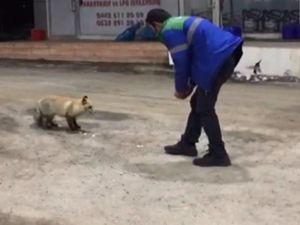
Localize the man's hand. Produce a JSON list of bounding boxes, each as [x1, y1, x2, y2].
[[174, 91, 188, 99], [174, 87, 193, 100]]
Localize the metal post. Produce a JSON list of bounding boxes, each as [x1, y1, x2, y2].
[[46, 0, 51, 38], [178, 0, 185, 16], [212, 0, 220, 26], [74, 0, 81, 38]]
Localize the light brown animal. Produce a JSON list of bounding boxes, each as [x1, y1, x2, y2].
[[34, 95, 93, 131]]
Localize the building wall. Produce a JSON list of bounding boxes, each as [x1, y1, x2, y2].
[[44, 0, 299, 38], [34, 0, 47, 30], [48, 0, 180, 38], [169, 44, 300, 78], [49, 0, 76, 36], [161, 0, 181, 16], [236, 45, 300, 78]]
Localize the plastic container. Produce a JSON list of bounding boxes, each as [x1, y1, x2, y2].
[[135, 25, 156, 41], [31, 29, 46, 41], [115, 22, 141, 42], [296, 24, 300, 39], [282, 23, 297, 39]]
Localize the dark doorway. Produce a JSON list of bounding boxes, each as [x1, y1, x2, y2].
[[0, 0, 34, 41]]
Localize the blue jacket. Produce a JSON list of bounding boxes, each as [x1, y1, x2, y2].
[[160, 16, 243, 92]]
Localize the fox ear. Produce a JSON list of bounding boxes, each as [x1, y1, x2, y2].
[[82, 95, 88, 105]]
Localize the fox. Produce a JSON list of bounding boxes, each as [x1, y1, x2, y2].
[[34, 95, 93, 131]]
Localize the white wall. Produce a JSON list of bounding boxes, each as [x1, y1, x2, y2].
[[161, 0, 181, 16], [169, 45, 300, 78], [48, 0, 179, 38], [79, 0, 173, 37], [236, 46, 300, 78], [49, 0, 76, 36]]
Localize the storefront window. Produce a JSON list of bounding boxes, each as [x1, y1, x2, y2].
[[187, 0, 212, 20], [222, 0, 299, 33], [185, 0, 299, 39]]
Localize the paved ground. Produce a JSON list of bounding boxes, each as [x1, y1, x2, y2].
[[0, 64, 299, 225]]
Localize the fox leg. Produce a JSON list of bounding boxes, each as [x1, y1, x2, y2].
[[39, 114, 48, 129], [48, 115, 58, 127], [34, 107, 44, 128], [72, 118, 81, 130], [37, 112, 44, 127], [66, 116, 77, 131], [45, 115, 56, 129]]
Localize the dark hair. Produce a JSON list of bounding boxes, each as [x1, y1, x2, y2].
[[146, 8, 171, 26]]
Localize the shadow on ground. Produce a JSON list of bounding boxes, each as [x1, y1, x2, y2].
[[126, 160, 251, 184], [0, 212, 63, 225]]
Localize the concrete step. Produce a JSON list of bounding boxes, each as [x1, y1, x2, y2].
[[0, 58, 173, 77], [0, 41, 169, 64]]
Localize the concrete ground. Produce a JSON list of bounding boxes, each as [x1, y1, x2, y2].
[[0, 63, 299, 225]]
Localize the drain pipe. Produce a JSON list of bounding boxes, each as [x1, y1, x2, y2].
[[46, 0, 51, 38], [178, 0, 185, 16], [212, 0, 221, 26]]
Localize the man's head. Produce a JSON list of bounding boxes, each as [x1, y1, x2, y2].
[[146, 8, 171, 34]]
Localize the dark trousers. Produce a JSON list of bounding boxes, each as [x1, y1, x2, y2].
[[181, 46, 242, 157]]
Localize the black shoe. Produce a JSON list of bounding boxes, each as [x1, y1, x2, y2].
[[193, 152, 231, 167], [164, 141, 198, 157]]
